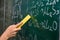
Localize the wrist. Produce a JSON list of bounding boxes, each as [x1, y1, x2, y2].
[[0, 31, 9, 40]]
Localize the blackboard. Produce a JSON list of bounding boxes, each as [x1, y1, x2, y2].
[[12, 0, 60, 40]]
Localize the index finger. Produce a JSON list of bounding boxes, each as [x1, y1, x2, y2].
[[16, 22, 23, 28]]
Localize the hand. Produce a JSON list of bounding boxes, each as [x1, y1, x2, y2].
[[0, 22, 22, 40]]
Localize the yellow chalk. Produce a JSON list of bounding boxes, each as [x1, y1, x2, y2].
[[17, 15, 31, 28]]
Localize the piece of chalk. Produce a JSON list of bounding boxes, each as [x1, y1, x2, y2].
[[17, 15, 31, 28]]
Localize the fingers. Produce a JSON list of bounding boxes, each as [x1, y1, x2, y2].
[[12, 32, 17, 35], [11, 34, 16, 37], [14, 28, 21, 32], [11, 22, 23, 29], [10, 24, 22, 33], [10, 32, 17, 37], [16, 22, 23, 28]]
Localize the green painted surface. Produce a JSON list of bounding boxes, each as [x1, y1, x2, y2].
[[12, 0, 60, 40]]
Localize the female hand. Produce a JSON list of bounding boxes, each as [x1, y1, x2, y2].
[[0, 22, 22, 40]]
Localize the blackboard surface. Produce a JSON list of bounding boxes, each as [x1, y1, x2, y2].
[[12, 0, 60, 40]]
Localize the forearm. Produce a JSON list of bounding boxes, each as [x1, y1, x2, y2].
[[0, 31, 9, 40]]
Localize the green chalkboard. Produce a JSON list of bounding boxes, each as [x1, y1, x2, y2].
[[12, 0, 60, 40]]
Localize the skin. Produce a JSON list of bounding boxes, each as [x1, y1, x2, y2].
[[0, 22, 23, 40]]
